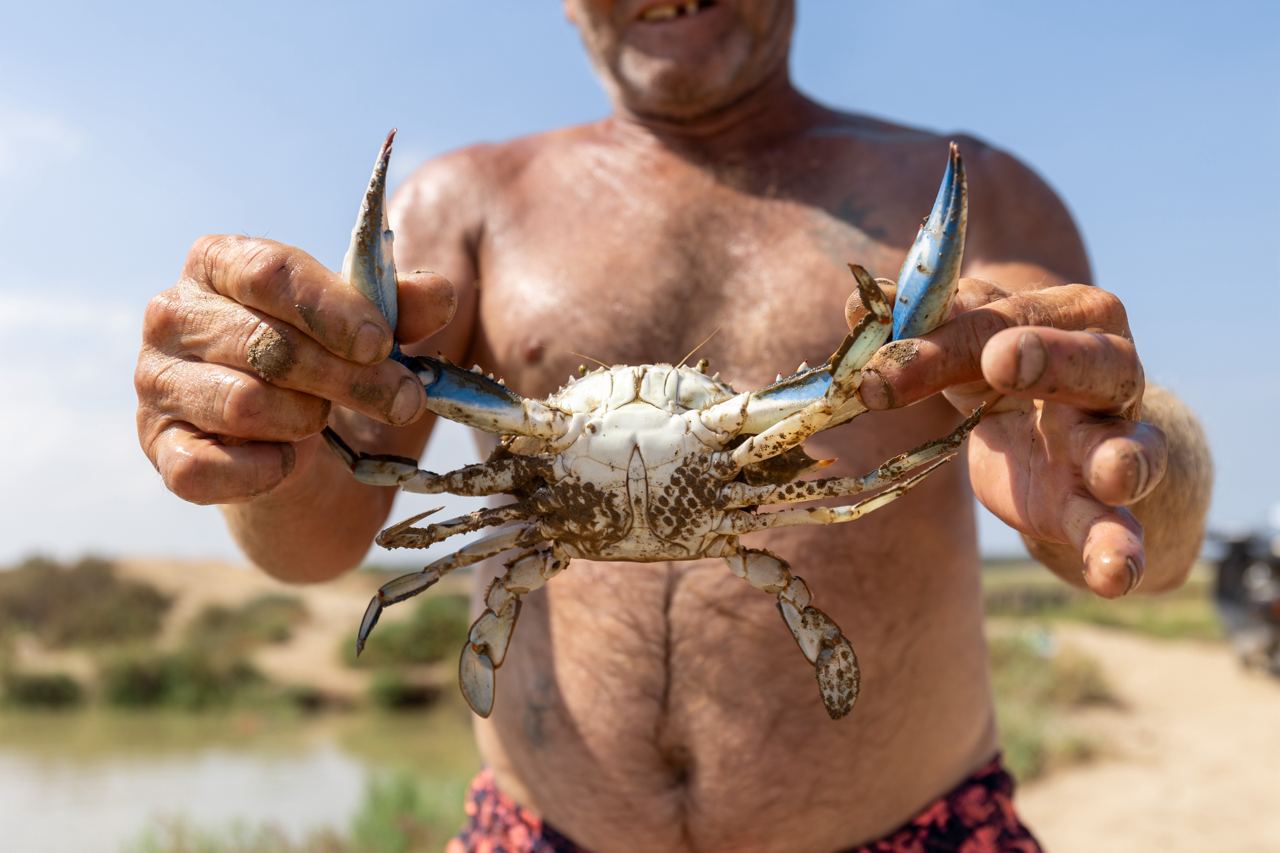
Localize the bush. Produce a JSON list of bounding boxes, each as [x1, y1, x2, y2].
[[989, 630, 1117, 782], [989, 632, 1119, 709], [368, 670, 441, 710], [350, 772, 466, 853], [346, 594, 471, 667], [0, 555, 170, 648], [129, 774, 469, 853], [99, 649, 262, 710], [984, 563, 1221, 641], [128, 819, 345, 853], [185, 594, 308, 653], [2, 670, 85, 708]]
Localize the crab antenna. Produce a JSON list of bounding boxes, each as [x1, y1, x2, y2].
[[677, 326, 721, 368], [568, 350, 611, 370]]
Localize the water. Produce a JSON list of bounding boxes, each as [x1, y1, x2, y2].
[[0, 704, 480, 852]]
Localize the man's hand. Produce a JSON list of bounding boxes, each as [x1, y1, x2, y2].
[[135, 235, 455, 505], [854, 279, 1169, 598]]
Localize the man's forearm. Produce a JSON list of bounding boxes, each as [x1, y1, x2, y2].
[[221, 437, 395, 583], [1024, 386, 1213, 592]]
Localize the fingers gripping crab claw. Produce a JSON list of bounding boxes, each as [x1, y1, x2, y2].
[[322, 133, 979, 720]]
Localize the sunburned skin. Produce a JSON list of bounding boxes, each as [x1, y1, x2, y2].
[[371, 109, 1077, 850]]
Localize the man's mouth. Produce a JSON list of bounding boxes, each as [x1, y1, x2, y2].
[[637, 0, 717, 23]]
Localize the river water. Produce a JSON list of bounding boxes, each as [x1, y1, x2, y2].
[[0, 703, 480, 852]]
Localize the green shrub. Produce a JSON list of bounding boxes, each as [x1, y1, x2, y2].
[[346, 594, 471, 667], [984, 563, 1221, 641], [989, 631, 1116, 782], [368, 670, 441, 710], [185, 594, 308, 652], [128, 818, 345, 853], [2, 670, 85, 708], [989, 632, 1119, 709], [99, 649, 262, 710], [129, 774, 468, 853], [350, 772, 466, 853], [0, 555, 170, 648]]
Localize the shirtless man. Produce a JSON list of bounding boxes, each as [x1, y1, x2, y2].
[[135, 2, 1211, 849]]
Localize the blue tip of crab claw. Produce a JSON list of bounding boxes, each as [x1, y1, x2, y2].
[[890, 143, 967, 341], [342, 129, 400, 337]]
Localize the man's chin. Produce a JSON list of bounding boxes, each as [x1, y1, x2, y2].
[[614, 55, 746, 122]]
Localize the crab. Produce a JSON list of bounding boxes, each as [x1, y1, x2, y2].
[[322, 131, 980, 720]]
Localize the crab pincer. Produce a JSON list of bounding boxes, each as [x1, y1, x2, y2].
[[891, 142, 967, 340]]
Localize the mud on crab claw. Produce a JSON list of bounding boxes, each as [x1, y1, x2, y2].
[[322, 132, 980, 720]]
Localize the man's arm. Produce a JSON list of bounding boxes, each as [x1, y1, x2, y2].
[[860, 141, 1212, 595], [138, 147, 488, 583]]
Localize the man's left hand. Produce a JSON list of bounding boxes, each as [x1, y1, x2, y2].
[[856, 279, 1169, 598]]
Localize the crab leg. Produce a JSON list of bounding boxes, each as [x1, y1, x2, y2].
[[724, 546, 859, 719], [323, 432, 549, 495], [355, 525, 540, 654], [720, 405, 983, 508], [718, 457, 950, 535], [459, 546, 569, 717], [375, 502, 533, 550]]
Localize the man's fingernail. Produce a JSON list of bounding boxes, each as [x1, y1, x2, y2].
[[389, 377, 423, 425], [1124, 556, 1143, 595], [859, 368, 893, 410], [352, 322, 388, 364], [1130, 451, 1151, 502], [1013, 331, 1047, 391]]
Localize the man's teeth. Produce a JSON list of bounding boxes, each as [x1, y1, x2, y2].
[[640, 2, 707, 22]]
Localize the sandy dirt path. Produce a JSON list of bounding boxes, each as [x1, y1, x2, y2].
[[1017, 624, 1280, 852]]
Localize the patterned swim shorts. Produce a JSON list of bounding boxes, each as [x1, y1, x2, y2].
[[447, 754, 1042, 852]]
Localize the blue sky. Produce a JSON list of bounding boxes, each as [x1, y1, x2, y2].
[[0, 1, 1276, 563]]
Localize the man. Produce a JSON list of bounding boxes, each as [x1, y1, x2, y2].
[[135, 1, 1211, 849]]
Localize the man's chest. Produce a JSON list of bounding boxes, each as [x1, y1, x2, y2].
[[470, 178, 913, 400]]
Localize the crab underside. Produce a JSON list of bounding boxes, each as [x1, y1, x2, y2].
[[322, 131, 980, 720]]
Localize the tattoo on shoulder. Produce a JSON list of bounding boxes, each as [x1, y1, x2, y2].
[[833, 195, 890, 242]]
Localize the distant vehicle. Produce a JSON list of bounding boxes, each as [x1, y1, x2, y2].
[[1212, 515, 1280, 676]]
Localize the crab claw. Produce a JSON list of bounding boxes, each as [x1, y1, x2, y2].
[[459, 643, 497, 717], [891, 143, 967, 341], [342, 129, 400, 339]]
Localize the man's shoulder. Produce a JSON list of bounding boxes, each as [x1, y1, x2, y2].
[[818, 108, 1044, 187], [394, 124, 602, 200]]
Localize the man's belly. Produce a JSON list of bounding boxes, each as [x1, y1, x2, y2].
[[466, 461, 997, 853]]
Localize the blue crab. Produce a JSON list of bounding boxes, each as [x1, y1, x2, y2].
[[324, 132, 979, 719]]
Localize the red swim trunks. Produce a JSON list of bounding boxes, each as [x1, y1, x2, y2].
[[446, 755, 1042, 852]]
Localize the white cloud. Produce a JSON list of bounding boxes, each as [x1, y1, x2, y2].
[[0, 107, 83, 175]]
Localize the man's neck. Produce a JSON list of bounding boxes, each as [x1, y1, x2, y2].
[[606, 68, 818, 159]]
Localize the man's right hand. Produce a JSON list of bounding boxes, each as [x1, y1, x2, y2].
[[135, 235, 453, 505]]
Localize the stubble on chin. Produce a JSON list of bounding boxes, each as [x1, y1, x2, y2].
[[612, 43, 755, 121]]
